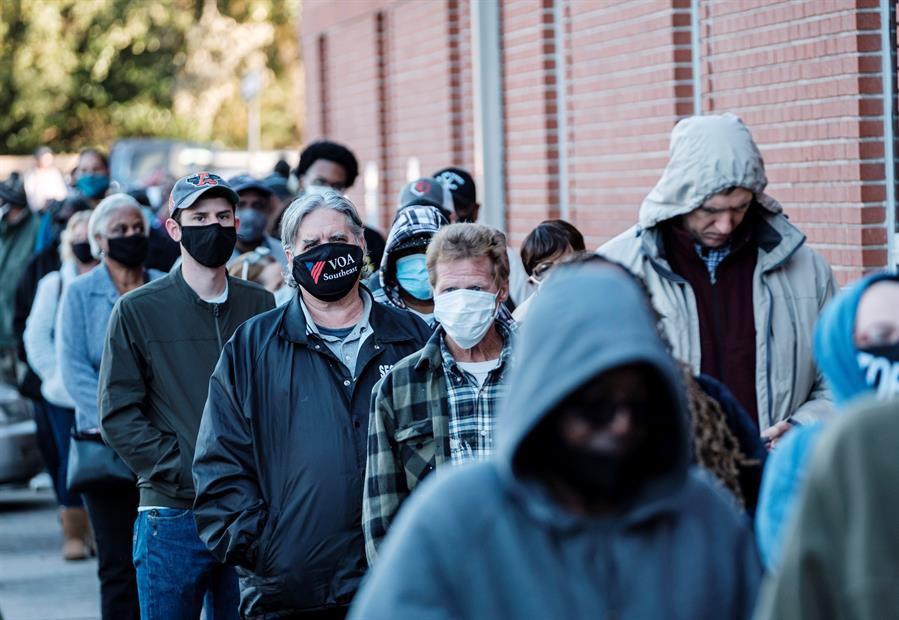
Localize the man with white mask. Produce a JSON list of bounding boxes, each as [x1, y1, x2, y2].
[[362, 223, 516, 563]]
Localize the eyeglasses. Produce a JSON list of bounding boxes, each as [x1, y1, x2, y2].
[[530, 261, 557, 283]]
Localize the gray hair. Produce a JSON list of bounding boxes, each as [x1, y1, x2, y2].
[[279, 190, 367, 288], [88, 193, 149, 259]]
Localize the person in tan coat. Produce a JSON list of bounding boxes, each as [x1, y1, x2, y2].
[[600, 113, 836, 447]]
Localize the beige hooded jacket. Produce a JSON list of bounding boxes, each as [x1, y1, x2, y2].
[[600, 113, 836, 430]]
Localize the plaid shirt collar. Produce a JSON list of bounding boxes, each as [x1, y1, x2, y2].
[[693, 241, 732, 284]]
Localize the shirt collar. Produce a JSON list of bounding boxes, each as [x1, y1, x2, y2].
[[437, 316, 516, 376], [300, 287, 373, 342]]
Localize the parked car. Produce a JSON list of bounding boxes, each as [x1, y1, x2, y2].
[[0, 383, 42, 484], [110, 138, 215, 192]]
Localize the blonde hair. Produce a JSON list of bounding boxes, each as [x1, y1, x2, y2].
[[60, 210, 93, 263], [426, 223, 509, 288]]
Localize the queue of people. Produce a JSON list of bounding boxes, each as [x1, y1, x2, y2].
[[0, 116, 895, 620]]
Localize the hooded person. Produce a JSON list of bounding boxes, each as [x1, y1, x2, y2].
[[600, 113, 836, 445], [370, 204, 449, 325], [753, 396, 899, 620], [350, 263, 761, 620], [755, 272, 899, 570], [0, 172, 39, 384]]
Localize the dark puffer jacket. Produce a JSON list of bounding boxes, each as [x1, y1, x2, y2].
[[192, 289, 430, 619]]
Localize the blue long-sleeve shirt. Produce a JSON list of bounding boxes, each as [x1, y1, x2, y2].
[[58, 263, 162, 431]]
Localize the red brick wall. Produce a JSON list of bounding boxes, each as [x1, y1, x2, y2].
[[564, 0, 694, 248], [302, 0, 896, 278], [699, 0, 890, 282], [383, 1, 456, 228]]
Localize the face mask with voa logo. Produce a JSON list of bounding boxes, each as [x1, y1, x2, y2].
[[292, 242, 364, 302], [857, 344, 899, 400]]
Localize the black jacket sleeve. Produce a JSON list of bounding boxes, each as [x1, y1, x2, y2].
[[192, 336, 269, 571], [99, 300, 182, 493]]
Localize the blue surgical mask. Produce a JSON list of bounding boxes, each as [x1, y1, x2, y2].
[[395, 254, 432, 301], [236, 208, 267, 244], [75, 173, 110, 199]]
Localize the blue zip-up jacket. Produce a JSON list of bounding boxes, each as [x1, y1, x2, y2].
[[756, 271, 899, 570]]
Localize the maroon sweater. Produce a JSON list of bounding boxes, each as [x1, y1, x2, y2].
[[663, 217, 760, 425]]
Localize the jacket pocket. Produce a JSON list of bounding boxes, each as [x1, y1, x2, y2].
[[394, 419, 437, 491], [255, 509, 280, 576]]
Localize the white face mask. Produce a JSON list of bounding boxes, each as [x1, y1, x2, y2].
[[434, 289, 498, 349]]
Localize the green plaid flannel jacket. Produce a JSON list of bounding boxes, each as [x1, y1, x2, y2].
[[362, 317, 515, 564]]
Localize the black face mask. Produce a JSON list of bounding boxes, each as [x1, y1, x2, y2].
[[106, 234, 148, 268], [858, 344, 899, 398], [71, 241, 94, 264], [292, 242, 364, 302], [180, 223, 237, 268], [544, 434, 646, 504]]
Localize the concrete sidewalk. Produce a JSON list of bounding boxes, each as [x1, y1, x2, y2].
[[0, 487, 99, 620]]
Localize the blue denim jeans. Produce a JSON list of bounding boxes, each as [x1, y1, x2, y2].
[[133, 508, 239, 620], [41, 400, 82, 508]]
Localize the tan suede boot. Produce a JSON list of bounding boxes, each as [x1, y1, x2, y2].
[[60, 507, 90, 561]]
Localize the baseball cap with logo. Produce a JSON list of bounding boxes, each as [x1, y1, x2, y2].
[[398, 177, 452, 220], [169, 172, 239, 219], [433, 167, 477, 206]]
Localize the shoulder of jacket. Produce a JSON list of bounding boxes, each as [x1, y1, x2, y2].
[[116, 273, 174, 311], [232, 303, 284, 342], [36, 269, 61, 291], [381, 350, 431, 387], [598, 225, 644, 261], [679, 469, 749, 528], [409, 463, 504, 528], [372, 302, 432, 341], [229, 277, 276, 310], [228, 275, 270, 296]]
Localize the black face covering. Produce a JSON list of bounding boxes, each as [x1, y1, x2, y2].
[[543, 430, 647, 504], [292, 242, 364, 302], [71, 241, 94, 264], [106, 234, 148, 267], [858, 343, 899, 398], [180, 223, 237, 268]]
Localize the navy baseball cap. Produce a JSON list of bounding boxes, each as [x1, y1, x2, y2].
[[228, 174, 273, 196], [169, 172, 239, 219]]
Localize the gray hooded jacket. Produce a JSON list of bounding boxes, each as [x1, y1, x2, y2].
[[600, 113, 836, 429], [349, 264, 762, 620]]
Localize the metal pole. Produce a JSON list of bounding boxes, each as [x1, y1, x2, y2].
[[249, 96, 261, 156], [880, 0, 897, 269], [470, 0, 506, 230], [553, 0, 570, 220], [691, 0, 702, 115]]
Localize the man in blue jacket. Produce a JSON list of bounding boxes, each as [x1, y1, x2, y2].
[[350, 262, 761, 620], [192, 190, 430, 619]]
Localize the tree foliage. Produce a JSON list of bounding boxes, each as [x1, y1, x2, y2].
[[0, 0, 302, 154]]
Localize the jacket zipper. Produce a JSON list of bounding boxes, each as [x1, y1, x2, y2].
[[212, 304, 223, 351], [709, 276, 725, 382]]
